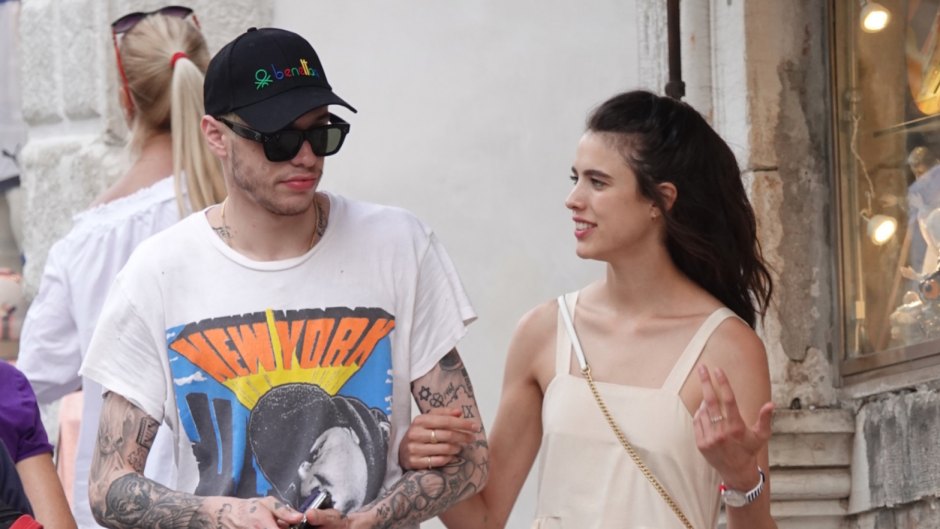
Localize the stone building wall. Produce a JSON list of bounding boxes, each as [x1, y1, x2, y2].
[[652, 1, 940, 527]]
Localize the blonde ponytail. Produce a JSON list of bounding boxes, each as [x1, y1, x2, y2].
[[118, 14, 225, 215]]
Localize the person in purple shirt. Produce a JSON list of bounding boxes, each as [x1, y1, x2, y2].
[[0, 362, 76, 529]]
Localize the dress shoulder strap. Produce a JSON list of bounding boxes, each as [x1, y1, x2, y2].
[[661, 307, 739, 394], [556, 292, 587, 375]]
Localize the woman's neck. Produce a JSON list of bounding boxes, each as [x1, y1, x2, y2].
[[91, 132, 174, 207], [593, 247, 702, 317]]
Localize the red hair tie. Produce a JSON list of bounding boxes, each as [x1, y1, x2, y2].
[[170, 51, 188, 68]]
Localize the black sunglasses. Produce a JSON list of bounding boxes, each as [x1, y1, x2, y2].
[[217, 115, 351, 162], [111, 5, 197, 34]]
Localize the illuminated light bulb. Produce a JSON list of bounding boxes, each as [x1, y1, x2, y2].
[[860, 1, 890, 33], [867, 214, 897, 245]]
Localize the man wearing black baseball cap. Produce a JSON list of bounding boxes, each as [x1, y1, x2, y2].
[[85, 27, 488, 529]]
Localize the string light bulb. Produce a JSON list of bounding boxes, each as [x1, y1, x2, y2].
[[866, 214, 897, 245], [860, 0, 891, 33]]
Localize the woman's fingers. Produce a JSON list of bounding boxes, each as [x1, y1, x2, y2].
[[697, 365, 725, 427], [408, 453, 462, 471], [753, 401, 775, 442], [712, 367, 743, 427], [399, 408, 482, 470]]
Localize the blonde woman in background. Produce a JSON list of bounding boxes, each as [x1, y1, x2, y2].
[[17, 7, 225, 528]]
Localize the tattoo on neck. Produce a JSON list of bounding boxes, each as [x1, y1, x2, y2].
[[213, 225, 232, 241]]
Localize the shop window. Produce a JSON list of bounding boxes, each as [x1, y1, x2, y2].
[[833, 0, 940, 380]]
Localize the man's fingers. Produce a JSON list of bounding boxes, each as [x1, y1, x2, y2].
[[264, 497, 302, 525], [304, 508, 347, 527]]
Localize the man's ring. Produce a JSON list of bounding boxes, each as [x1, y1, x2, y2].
[[426, 456, 432, 470], [430, 429, 438, 444], [710, 414, 725, 423]]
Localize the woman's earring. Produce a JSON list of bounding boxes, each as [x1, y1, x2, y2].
[[651, 207, 659, 219]]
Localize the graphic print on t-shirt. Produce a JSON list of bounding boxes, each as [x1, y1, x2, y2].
[[166, 306, 394, 513]]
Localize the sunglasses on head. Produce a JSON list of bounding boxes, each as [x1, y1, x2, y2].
[[111, 5, 199, 34], [217, 115, 351, 162], [110, 6, 200, 113]]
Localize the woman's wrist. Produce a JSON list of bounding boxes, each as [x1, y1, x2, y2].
[[719, 462, 763, 491]]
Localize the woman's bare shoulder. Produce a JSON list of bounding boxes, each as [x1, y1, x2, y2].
[[710, 316, 766, 359], [501, 298, 561, 384], [703, 316, 771, 394]]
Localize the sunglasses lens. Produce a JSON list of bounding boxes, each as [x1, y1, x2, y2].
[[264, 132, 305, 162], [158, 6, 194, 18], [111, 13, 144, 33], [259, 124, 348, 162], [322, 128, 346, 156], [111, 6, 193, 34]]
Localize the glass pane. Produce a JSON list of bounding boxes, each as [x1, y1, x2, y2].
[[834, 0, 940, 360]]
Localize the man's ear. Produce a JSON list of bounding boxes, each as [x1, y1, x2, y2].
[[201, 115, 228, 159], [657, 182, 678, 212]]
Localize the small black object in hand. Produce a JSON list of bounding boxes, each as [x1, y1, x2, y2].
[[291, 489, 333, 529]]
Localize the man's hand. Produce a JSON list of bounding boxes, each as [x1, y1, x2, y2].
[[200, 495, 302, 529]]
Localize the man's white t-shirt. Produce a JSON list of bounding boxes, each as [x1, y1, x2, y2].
[[81, 192, 475, 517]]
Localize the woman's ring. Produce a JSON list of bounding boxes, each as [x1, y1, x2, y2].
[[426, 456, 432, 470], [430, 429, 438, 444], [710, 414, 725, 424]]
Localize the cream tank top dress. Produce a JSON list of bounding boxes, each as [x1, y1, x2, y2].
[[530, 291, 736, 529]]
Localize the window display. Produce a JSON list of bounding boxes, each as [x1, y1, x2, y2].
[[834, 0, 940, 377]]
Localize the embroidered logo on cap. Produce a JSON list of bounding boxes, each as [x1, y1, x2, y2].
[[254, 58, 319, 90]]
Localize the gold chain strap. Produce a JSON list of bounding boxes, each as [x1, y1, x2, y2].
[[581, 365, 695, 529]]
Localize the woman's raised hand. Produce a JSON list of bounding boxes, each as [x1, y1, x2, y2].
[[692, 364, 774, 490]]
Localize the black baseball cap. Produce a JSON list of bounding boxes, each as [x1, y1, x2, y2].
[[204, 27, 356, 133]]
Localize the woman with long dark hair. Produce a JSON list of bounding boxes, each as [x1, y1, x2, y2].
[[402, 90, 776, 528]]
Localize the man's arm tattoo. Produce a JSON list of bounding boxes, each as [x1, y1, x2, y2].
[[365, 349, 488, 528], [416, 350, 476, 416], [90, 393, 214, 529]]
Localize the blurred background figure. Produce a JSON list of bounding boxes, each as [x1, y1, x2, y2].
[[0, 361, 77, 529], [0, 0, 25, 265], [0, 0, 27, 364], [15, 7, 225, 528]]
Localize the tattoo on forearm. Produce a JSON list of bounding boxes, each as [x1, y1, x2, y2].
[[370, 349, 489, 528], [101, 474, 212, 529], [136, 418, 158, 448], [90, 393, 218, 529]]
